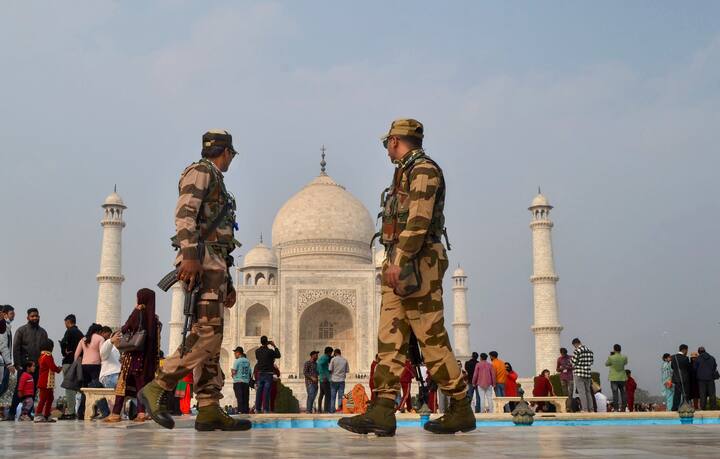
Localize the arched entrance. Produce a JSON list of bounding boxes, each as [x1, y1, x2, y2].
[[245, 303, 270, 337], [299, 298, 355, 373]]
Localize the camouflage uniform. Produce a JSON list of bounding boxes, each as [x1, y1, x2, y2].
[[156, 132, 238, 408], [375, 120, 466, 402]]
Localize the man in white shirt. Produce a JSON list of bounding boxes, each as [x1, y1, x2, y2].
[[328, 349, 349, 413]]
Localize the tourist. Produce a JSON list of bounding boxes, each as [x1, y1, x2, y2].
[[489, 351, 507, 397], [556, 347, 574, 412], [12, 308, 47, 392], [660, 353, 673, 410], [472, 352, 495, 413], [329, 348, 349, 413], [0, 306, 16, 421], [594, 387, 608, 413], [35, 339, 61, 422], [369, 354, 379, 400], [694, 347, 718, 410], [254, 336, 281, 414], [74, 322, 104, 418], [571, 338, 594, 413], [99, 326, 120, 389], [670, 344, 692, 411], [464, 352, 480, 408], [605, 344, 628, 412], [625, 370, 637, 412], [504, 362, 519, 412], [317, 346, 333, 413], [270, 363, 281, 412], [689, 352, 700, 409], [105, 288, 162, 423], [177, 373, 193, 415], [303, 350, 319, 413], [59, 314, 84, 420], [532, 369, 555, 412], [17, 361, 36, 421], [232, 346, 251, 414], [398, 359, 413, 413]]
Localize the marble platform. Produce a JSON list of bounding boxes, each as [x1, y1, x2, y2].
[[3, 414, 720, 458]]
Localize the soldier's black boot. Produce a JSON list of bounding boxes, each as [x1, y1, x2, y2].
[[423, 396, 476, 434], [138, 380, 175, 430], [337, 397, 396, 437], [195, 405, 252, 431]]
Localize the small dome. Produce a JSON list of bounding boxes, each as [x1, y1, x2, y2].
[[453, 266, 466, 277], [103, 191, 126, 207], [374, 247, 387, 267], [529, 193, 551, 208], [243, 242, 278, 268]]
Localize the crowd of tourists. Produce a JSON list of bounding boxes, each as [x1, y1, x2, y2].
[[2, 301, 717, 421]]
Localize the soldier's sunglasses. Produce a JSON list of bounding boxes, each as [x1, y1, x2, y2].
[[382, 136, 395, 149]]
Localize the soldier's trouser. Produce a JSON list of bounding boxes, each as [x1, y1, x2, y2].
[[374, 244, 466, 402], [156, 300, 225, 407]]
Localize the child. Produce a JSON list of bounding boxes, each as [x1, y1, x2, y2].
[[18, 361, 36, 421], [36, 339, 61, 423]]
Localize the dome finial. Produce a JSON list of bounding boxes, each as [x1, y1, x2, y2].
[[260, 233, 263, 244], [320, 145, 327, 175], [538, 186, 541, 195], [114, 184, 117, 193]]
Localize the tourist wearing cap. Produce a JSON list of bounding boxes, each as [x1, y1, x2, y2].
[[339, 119, 475, 436], [140, 129, 250, 432], [231, 346, 251, 414], [303, 351, 320, 413]]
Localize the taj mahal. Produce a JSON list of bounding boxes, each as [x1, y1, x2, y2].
[[94, 155, 563, 404]]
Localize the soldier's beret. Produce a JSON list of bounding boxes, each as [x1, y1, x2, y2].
[[202, 129, 237, 154], [381, 118, 424, 141]]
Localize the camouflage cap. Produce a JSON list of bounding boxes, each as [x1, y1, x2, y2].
[[381, 118, 424, 141], [202, 129, 237, 154]]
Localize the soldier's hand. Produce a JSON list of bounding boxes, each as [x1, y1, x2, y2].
[[385, 264, 401, 289], [224, 288, 237, 309], [178, 259, 203, 291]]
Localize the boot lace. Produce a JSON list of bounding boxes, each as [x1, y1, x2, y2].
[[157, 390, 169, 411], [436, 399, 458, 422]]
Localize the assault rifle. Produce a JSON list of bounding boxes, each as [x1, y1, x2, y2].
[[408, 332, 430, 413], [157, 243, 205, 358]]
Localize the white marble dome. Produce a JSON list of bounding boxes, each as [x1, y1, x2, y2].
[[103, 191, 126, 208], [272, 174, 375, 247], [453, 266, 466, 277], [243, 242, 277, 268]]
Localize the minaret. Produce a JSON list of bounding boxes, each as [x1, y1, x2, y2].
[[529, 190, 563, 375], [452, 266, 471, 361], [168, 283, 185, 354], [96, 188, 126, 329]]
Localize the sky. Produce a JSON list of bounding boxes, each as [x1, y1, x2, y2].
[[1, 1, 719, 395]]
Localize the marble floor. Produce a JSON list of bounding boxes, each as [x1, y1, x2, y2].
[[2, 419, 720, 458]]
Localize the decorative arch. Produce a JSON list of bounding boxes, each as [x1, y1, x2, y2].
[[245, 303, 270, 337], [245, 273, 252, 286], [255, 272, 266, 285], [268, 273, 276, 285], [298, 298, 355, 374]]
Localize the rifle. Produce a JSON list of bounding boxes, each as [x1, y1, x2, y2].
[[157, 242, 205, 358], [408, 332, 430, 413]]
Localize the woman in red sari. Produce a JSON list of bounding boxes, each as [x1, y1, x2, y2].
[[104, 288, 161, 423], [504, 362, 519, 412]]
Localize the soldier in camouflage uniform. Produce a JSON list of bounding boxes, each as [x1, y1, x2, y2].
[[339, 119, 475, 436], [140, 130, 251, 432]]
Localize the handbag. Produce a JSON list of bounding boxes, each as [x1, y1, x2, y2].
[[60, 358, 83, 391], [116, 310, 147, 353]]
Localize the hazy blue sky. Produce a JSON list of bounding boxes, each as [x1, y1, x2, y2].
[[1, 1, 719, 394]]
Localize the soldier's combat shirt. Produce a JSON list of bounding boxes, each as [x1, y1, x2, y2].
[[384, 149, 445, 268], [174, 159, 237, 263]]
